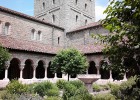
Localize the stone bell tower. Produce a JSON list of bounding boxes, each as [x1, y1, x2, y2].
[[34, 0, 95, 32]]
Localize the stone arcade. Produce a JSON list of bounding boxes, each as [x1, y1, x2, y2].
[[0, 0, 133, 87]]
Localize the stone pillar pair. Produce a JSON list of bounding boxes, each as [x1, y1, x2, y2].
[[4, 61, 10, 80]]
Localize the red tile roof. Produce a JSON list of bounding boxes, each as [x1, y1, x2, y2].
[[0, 36, 103, 54], [0, 36, 62, 54], [0, 6, 64, 30], [68, 22, 101, 33]]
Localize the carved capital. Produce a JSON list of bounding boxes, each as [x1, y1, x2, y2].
[[4, 61, 10, 69], [20, 64, 25, 70]]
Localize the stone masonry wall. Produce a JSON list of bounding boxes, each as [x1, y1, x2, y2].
[[0, 11, 64, 47]]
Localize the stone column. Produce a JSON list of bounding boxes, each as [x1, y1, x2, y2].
[[123, 73, 127, 81], [32, 64, 37, 79], [19, 64, 25, 80], [54, 73, 57, 78], [109, 70, 113, 80], [44, 65, 47, 79], [4, 61, 10, 80], [96, 65, 100, 75]]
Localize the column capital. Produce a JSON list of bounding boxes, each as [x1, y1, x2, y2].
[[20, 64, 25, 70], [4, 61, 10, 69], [32, 64, 38, 69]]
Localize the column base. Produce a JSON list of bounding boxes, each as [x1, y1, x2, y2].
[[3, 78, 9, 80]]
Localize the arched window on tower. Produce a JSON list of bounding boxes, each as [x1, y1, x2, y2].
[[53, 0, 55, 4], [76, 0, 78, 5], [52, 14, 55, 23], [76, 15, 78, 22], [43, 2, 45, 10], [4, 22, 10, 35], [85, 19, 87, 25], [37, 31, 42, 41], [31, 29, 36, 40], [58, 37, 60, 44], [85, 3, 87, 9], [0, 21, 2, 34]]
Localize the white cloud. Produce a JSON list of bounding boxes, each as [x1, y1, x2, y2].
[[95, 5, 107, 22]]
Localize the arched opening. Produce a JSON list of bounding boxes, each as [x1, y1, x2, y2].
[[88, 61, 97, 74], [75, 0, 78, 5], [36, 61, 45, 79], [76, 15, 78, 22], [70, 74, 77, 78], [4, 22, 10, 35], [43, 2, 45, 10], [47, 62, 54, 78], [23, 59, 33, 79], [85, 19, 87, 25], [37, 31, 41, 41], [136, 56, 140, 69], [124, 57, 139, 79], [85, 3, 87, 9], [100, 60, 110, 79], [0, 68, 5, 79], [0, 21, 2, 34], [31, 29, 36, 40], [52, 14, 55, 23], [58, 37, 60, 44], [8, 58, 20, 80], [53, 0, 55, 4]]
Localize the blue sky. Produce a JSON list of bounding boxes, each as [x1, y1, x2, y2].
[[0, 0, 109, 21]]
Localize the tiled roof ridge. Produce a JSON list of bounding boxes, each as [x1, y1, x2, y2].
[[67, 21, 101, 33], [0, 6, 64, 30]]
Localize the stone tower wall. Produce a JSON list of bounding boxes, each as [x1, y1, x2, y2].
[[34, 0, 95, 31]]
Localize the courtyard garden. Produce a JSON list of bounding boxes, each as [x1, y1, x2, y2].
[[0, 76, 139, 100]]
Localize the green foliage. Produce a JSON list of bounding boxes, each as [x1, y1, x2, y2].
[[114, 76, 140, 100], [47, 89, 59, 97], [33, 81, 59, 97], [93, 0, 140, 76], [51, 48, 88, 81], [44, 96, 63, 100], [0, 45, 11, 72], [108, 83, 121, 98], [0, 90, 18, 100], [56, 79, 67, 89], [6, 80, 28, 94], [92, 93, 116, 100], [69, 80, 84, 89], [63, 83, 77, 99], [62, 80, 91, 100], [68, 87, 93, 100], [92, 83, 101, 92]]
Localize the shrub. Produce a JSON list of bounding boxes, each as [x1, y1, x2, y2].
[[92, 83, 101, 92], [56, 79, 67, 89], [63, 83, 77, 100], [46, 89, 59, 96], [18, 93, 43, 100], [45, 96, 63, 100], [69, 80, 84, 88], [1, 91, 18, 100], [107, 83, 120, 96], [33, 81, 59, 97], [100, 84, 110, 90], [118, 76, 140, 100], [92, 93, 116, 100], [69, 87, 93, 100], [6, 80, 28, 94]]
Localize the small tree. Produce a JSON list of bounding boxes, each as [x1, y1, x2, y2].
[[0, 45, 11, 72], [51, 48, 88, 81]]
